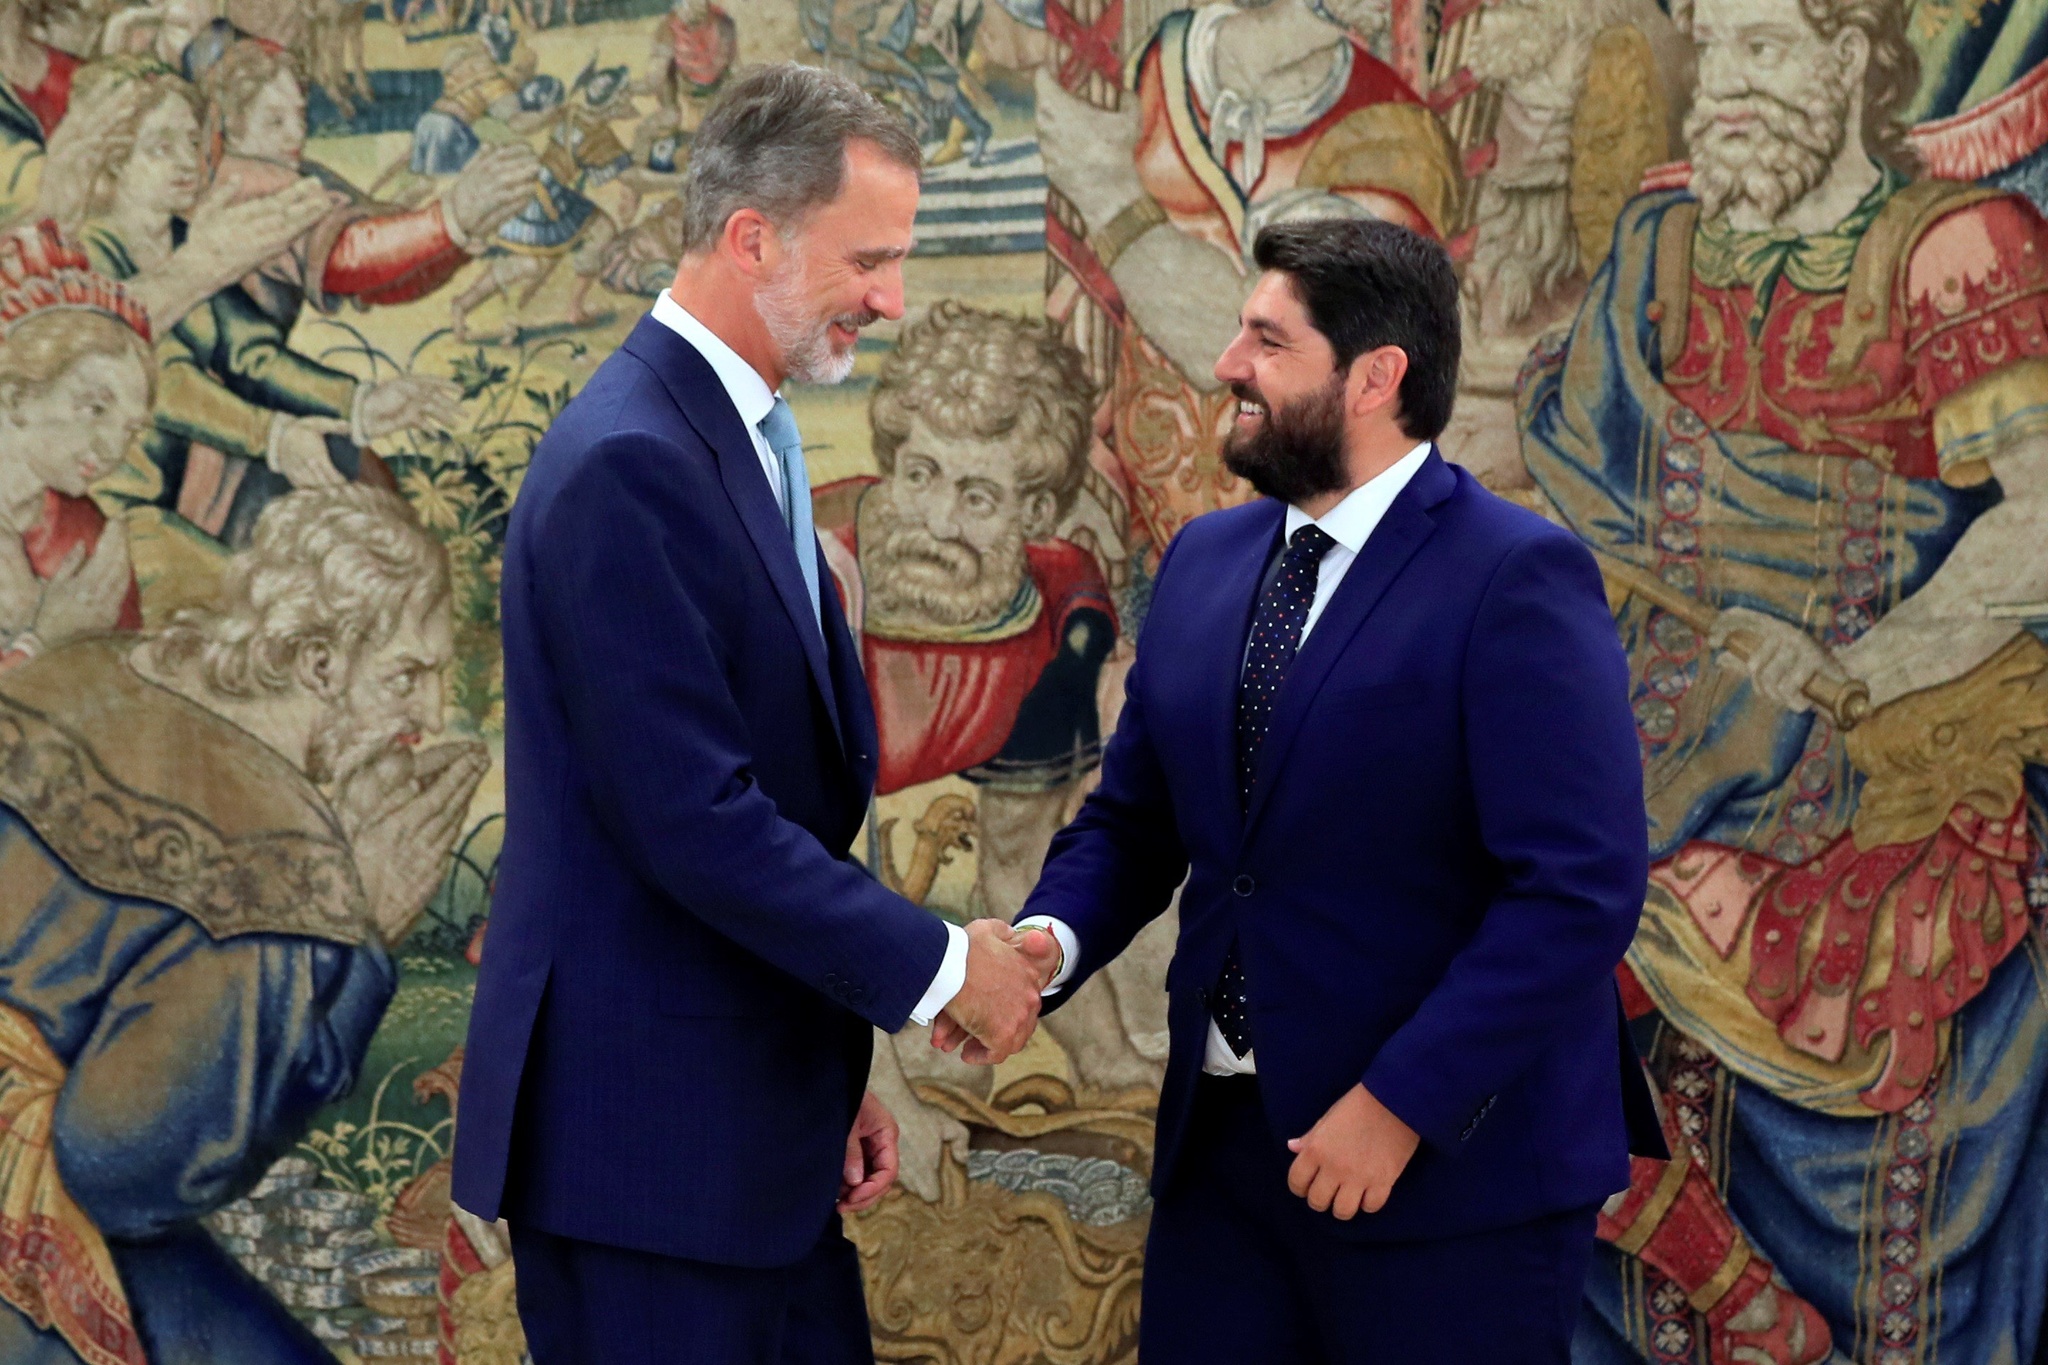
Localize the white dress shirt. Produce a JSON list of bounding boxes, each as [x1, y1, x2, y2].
[[1023, 441, 1434, 1073], [650, 291, 786, 513], [647, 293, 971, 1026]]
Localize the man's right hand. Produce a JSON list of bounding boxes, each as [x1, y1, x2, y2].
[[933, 920, 1061, 1065]]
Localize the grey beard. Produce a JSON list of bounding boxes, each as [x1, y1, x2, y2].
[[306, 705, 389, 791], [1471, 180, 1579, 325], [1685, 65, 1852, 223], [756, 259, 864, 386], [859, 490, 1028, 630]]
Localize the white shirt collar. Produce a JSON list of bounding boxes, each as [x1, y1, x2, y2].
[[1283, 441, 1433, 553], [650, 290, 777, 429]]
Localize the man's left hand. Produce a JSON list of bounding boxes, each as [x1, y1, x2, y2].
[[1286, 1084, 1419, 1221], [838, 1090, 900, 1215]]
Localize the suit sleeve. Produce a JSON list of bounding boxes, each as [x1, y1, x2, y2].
[[1016, 534, 1191, 1006], [1361, 529, 1649, 1148], [531, 431, 950, 1031]]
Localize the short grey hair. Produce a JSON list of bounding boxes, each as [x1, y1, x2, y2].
[[150, 486, 451, 699], [680, 62, 921, 254]]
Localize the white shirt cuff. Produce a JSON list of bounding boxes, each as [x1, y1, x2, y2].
[[907, 921, 970, 1026], [1015, 916, 1078, 993]]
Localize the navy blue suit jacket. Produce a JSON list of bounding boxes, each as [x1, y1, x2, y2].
[[451, 316, 950, 1268], [1021, 451, 1664, 1241]]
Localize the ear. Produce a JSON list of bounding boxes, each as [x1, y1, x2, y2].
[[720, 207, 783, 280], [294, 636, 347, 702], [1020, 489, 1059, 541], [1347, 346, 1409, 420], [1835, 24, 1870, 86]]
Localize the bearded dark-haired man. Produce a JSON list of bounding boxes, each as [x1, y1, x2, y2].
[[962, 217, 1666, 1363]]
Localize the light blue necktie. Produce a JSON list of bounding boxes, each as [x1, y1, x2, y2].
[[758, 396, 823, 633]]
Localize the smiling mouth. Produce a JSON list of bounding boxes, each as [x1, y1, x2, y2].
[[1236, 399, 1267, 421]]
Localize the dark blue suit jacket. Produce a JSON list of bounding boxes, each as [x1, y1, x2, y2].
[[1021, 451, 1663, 1241], [451, 316, 950, 1268]]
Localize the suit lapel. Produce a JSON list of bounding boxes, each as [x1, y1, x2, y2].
[[820, 559, 877, 795], [621, 317, 845, 758], [1242, 450, 1456, 837], [1195, 501, 1287, 841]]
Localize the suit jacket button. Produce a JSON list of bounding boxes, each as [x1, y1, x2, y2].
[[1233, 875, 1256, 897]]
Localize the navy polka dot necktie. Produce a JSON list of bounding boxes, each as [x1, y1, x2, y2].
[[1213, 522, 1338, 1058]]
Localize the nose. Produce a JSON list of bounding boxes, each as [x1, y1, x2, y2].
[[414, 674, 446, 736], [924, 491, 963, 541], [1214, 330, 1255, 387], [1694, 43, 1745, 98], [868, 263, 907, 322]]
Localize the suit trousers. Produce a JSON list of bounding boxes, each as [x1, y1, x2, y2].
[[1140, 1074, 1598, 1364], [510, 1220, 873, 1365]]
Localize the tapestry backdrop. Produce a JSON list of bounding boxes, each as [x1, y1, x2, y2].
[[0, 0, 2044, 1361]]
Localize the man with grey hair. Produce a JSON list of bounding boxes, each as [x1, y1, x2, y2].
[[452, 62, 1059, 1363]]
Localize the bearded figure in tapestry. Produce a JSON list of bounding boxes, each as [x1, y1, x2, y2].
[[0, 449, 485, 1361], [816, 305, 1171, 1185], [1516, 0, 2048, 1359]]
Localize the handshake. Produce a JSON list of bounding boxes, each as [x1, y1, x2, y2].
[[930, 919, 1064, 1065]]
